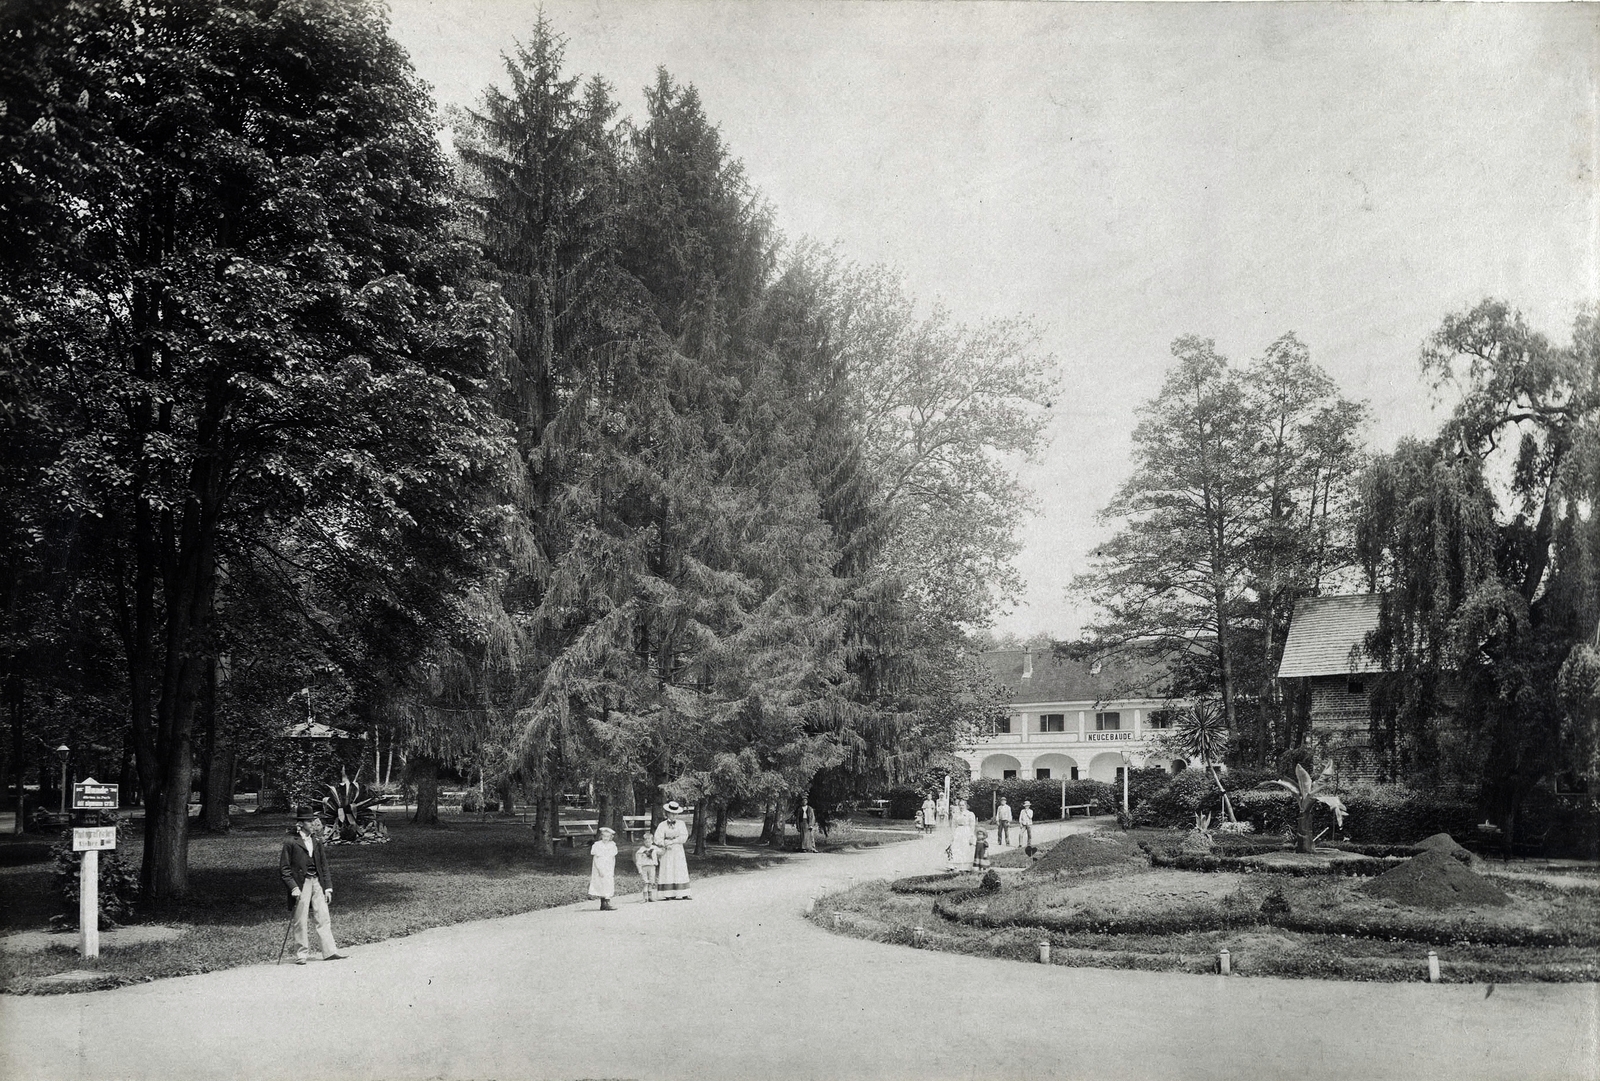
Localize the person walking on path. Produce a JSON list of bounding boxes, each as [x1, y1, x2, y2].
[[1018, 800, 1034, 849], [278, 810, 345, 965], [946, 800, 976, 871], [995, 797, 1013, 846], [920, 795, 937, 834], [633, 834, 659, 901], [797, 797, 818, 853], [652, 802, 692, 900], [590, 827, 618, 910]]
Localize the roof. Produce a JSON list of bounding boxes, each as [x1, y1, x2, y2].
[[1276, 594, 1387, 678], [283, 721, 362, 740], [980, 649, 1173, 707]]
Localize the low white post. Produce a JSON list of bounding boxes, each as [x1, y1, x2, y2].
[[1038, 941, 1051, 964], [79, 848, 99, 959], [914, 926, 927, 946], [1217, 948, 1230, 975], [1427, 951, 1440, 983]]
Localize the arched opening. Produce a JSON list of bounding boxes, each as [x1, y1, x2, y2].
[[980, 753, 1022, 780], [1029, 753, 1078, 781], [1170, 758, 1188, 774], [1087, 751, 1126, 784]]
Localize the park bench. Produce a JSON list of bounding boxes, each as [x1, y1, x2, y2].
[[1061, 803, 1097, 818], [555, 820, 599, 847], [622, 815, 651, 841]]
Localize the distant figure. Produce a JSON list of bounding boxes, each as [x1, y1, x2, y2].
[[914, 807, 925, 832], [938, 791, 950, 825], [921, 795, 937, 834], [653, 802, 692, 900], [947, 801, 977, 871], [1018, 800, 1035, 849], [278, 810, 345, 965], [995, 797, 1013, 846], [589, 826, 618, 911], [633, 835, 660, 902], [797, 796, 818, 853], [974, 829, 990, 871]]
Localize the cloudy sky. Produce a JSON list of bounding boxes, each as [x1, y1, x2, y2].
[[387, 0, 1598, 639]]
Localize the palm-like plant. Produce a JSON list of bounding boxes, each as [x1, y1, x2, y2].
[[320, 770, 385, 843], [1271, 762, 1347, 854], [1171, 698, 1236, 822]]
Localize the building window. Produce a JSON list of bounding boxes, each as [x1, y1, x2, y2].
[[1347, 678, 1366, 695], [1035, 768, 1051, 780], [1147, 709, 1177, 730], [1094, 711, 1121, 731], [1002, 769, 1018, 780], [1040, 714, 1065, 733], [995, 716, 1011, 734], [1070, 767, 1079, 780]]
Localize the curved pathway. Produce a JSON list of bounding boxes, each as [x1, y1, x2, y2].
[[2, 821, 1595, 1081]]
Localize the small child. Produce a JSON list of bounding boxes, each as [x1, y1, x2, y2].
[[914, 808, 925, 833], [633, 834, 659, 902], [589, 827, 618, 911], [973, 829, 990, 871]]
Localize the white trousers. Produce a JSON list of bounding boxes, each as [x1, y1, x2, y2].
[[293, 878, 338, 961]]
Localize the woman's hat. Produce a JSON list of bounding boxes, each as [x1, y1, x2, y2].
[[662, 801, 685, 815]]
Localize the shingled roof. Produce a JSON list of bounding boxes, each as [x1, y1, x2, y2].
[[980, 649, 1173, 706], [1276, 593, 1387, 678]]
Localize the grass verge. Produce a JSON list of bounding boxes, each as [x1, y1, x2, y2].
[[1, 813, 789, 995]]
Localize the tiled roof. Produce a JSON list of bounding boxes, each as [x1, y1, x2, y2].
[[980, 650, 1173, 707], [1276, 594, 1387, 678]]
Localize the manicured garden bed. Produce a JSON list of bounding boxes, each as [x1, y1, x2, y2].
[[810, 828, 1600, 982]]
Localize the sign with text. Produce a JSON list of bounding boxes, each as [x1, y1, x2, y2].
[[72, 826, 117, 851], [72, 778, 119, 810]]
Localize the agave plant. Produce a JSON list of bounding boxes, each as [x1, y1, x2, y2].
[[320, 771, 386, 844], [1271, 763, 1347, 854]]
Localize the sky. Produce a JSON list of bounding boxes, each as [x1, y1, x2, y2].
[[386, 0, 1598, 639]]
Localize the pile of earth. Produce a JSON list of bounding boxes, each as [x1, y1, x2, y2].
[[1413, 832, 1482, 867], [1360, 850, 1510, 910], [1026, 831, 1141, 875]]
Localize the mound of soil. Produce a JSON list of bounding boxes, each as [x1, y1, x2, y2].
[[1413, 832, 1482, 867], [1026, 831, 1141, 875], [1360, 850, 1510, 910]]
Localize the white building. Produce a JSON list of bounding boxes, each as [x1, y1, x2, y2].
[[955, 649, 1194, 784]]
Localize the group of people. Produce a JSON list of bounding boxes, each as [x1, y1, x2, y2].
[[587, 800, 693, 910], [914, 793, 1034, 873]]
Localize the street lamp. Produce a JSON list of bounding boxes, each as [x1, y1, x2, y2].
[[55, 745, 70, 816], [1119, 750, 1132, 816]]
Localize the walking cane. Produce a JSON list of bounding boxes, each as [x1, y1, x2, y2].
[[276, 914, 294, 964]]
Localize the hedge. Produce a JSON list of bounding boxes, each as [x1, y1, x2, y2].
[[932, 887, 1263, 935], [890, 873, 982, 895], [966, 778, 1118, 822], [1145, 849, 1404, 877]]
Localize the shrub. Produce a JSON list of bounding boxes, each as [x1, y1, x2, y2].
[[967, 778, 1117, 822], [51, 812, 140, 928], [1131, 770, 1226, 827], [885, 787, 925, 821], [1229, 789, 1298, 835], [980, 869, 1002, 892], [890, 872, 981, 895], [1337, 785, 1478, 845], [1145, 849, 1399, 877], [932, 887, 1263, 935], [461, 789, 483, 813]]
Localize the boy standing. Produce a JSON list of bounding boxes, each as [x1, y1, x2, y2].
[[633, 834, 659, 902]]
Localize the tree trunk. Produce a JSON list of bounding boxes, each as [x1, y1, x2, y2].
[[198, 658, 232, 833], [715, 802, 728, 845], [497, 774, 518, 817], [597, 789, 613, 833], [767, 801, 785, 848], [692, 797, 707, 856], [411, 755, 440, 825]]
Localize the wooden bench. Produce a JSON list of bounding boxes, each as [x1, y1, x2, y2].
[[622, 815, 651, 841], [1061, 803, 1097, 818], [555, 820, 599, 847]]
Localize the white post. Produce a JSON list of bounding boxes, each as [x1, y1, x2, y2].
[[1218, 948, 1230, 975], [1427, 951, 1440, 983], [1123, 765, 1129, 815], [1060, 780, 1065, 820], [79, 848, 99, 959]]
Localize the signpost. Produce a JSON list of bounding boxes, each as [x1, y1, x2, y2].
[[71, 778, 119, 959]]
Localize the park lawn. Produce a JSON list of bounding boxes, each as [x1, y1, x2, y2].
[[0, 813, 787, 995], [811, 862, 1600, 984]]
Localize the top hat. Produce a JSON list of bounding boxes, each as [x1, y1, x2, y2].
[[662, 801, 685, 816]]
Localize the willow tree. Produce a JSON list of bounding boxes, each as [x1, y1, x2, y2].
[[1358, 300, 1600, 832]]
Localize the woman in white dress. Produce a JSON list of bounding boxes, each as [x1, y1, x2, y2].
[[652, 802, 692, 900], [948, 801, 977, 871]]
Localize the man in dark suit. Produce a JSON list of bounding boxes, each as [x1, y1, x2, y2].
[[279, 810, 345, 964]]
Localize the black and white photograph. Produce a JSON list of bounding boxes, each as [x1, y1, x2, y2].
[[0, 1, 1596, 1079]]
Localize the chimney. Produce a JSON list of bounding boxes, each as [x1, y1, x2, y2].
[[1022, 651, 1033, 678]]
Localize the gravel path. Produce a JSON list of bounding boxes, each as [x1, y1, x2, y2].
[[2, 820, 1595, 1081]]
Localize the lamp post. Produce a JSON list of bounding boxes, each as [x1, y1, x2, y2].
[[1119, 750, 1131, 816], [55, 745, 70, 816]]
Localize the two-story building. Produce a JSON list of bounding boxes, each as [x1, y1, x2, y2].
[[955, 649, 1194, 784], [1276, 592, 1389, 782]]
